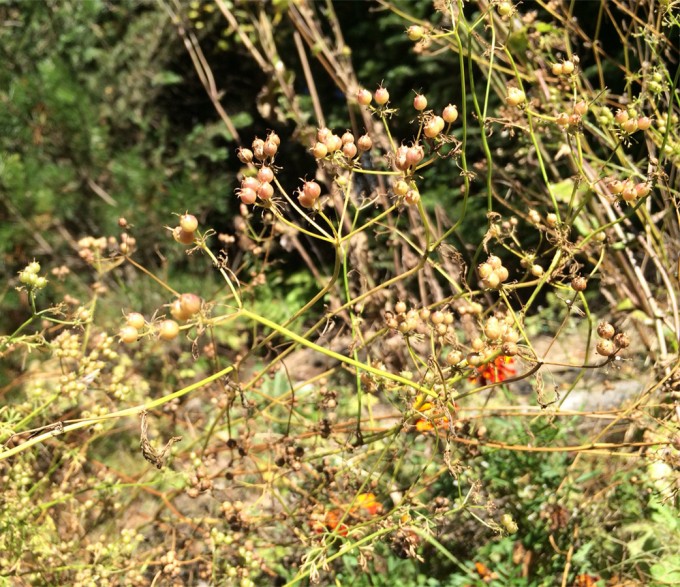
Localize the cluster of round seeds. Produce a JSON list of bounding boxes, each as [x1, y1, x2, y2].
[[425, 308, 456, 339], [385, 301, 419, 334], [160, 550, 181, 578], [605, 176, 651, 203], [385, 302, 458, 340], [170, 213, 198, 246], [551, 59, 576, 77], [53, 330, 81, 359], [77, 234, 136, 260], [520, 256, 544, 278], [614, 109, 652, 135], [170, 293, 202, 322], [478, 255, 509, 289], [481, 314, 521, 356], [235, 132, 281, 206], [555, 100, 588, 130], [237, 167, 275, 206], [18, 261, 48, 290], [311, 126, 372, 163], [394, 143, 425, 173], [293, 179, 321, 209], [221, 500, 250, 532], [275, 443, 305, 471], [77, 236, 109, 263], [186, 463, 212, 498], [393, 179, 421, 205], [119, 297, 198, 344], [118, 232, 136, 255], [423, 114, 445, 138], [595, 321, 631, 357]]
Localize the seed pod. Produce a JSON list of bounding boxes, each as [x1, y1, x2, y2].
[[406, 25, 424, 41], [179, 293, 202, 316], [312, 142, 328, 159], [158, 319, 180, 341], [238, 187, 257, 205], [597, 322, 616, 339], [257, 166, 274, 183], [263, 140, 278, 158], [252, 138, 265, 160], [257, 181, 274, 201], [126, 312, 146, 330], [487, 255, 502, 270], [556, 112, 570, 127], [484, 317, 502, 340], [237, 148, 253, 164], [613, 332, 630, 349], [357, 134, 373, 151], [180, 214, 198, 233], [413, 94, 427, 111], [356, 89, 372, 106], [394, 180, 409, 196], [506, 88, 526, 107], [445, 350, 463, 366], [173, 227, 195, 245], [571, 276, 587, 291], [501, 513, 518, 534], [483, 272, 501, 289], [573, 100, 588, 116], [442, 104, 459, 123], [637, 116, 652, 131], [561, 60, 575, 75], [374, 86, 389, 105], [430, 311, 445, 325], [596, 339, 615, 357], [342, 142, 358, 159]]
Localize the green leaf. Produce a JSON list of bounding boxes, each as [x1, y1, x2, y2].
[[152, 71, 183, 86]]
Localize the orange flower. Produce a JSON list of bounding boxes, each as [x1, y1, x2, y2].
[[474, 561, 499, 581], [353, 493, 382, 516], [471, 355, 515, 385], [414, 401, 450, 433], [311, 509, 349, 536], [573, 574, 599, 587]]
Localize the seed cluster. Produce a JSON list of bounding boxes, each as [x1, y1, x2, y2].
[[119, 293, 201, 344], [595, 321, 631, 357], [236, 132, 281, 207], [478, 255, 510, 289], [605, 176, 652, 203]]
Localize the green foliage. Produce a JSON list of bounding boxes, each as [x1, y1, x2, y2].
[[1, 1, 679, 586]]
